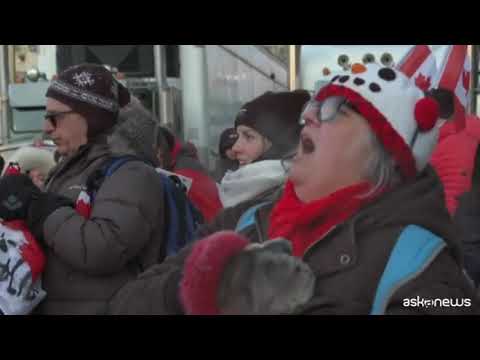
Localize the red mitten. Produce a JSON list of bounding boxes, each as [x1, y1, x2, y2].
[[180, 231, 248, 315], [180, 232, 315, 315]]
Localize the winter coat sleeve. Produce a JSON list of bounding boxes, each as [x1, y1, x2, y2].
[[108, 202, 267, 315], [454, 189, 480, 286], [42, 161, 164, 276], [107, 243, 194, 315]]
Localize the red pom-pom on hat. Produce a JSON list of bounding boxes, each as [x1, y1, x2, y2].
[[415, 97, 439, 132], [4, 162, 21, 176], [180, 231, 249, 315]]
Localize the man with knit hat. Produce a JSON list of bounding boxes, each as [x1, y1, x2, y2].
[[0, 64, 167, 314], [109, 63, 478, 315]]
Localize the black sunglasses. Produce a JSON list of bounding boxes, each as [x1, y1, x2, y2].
[[44, 110, 76, 127]]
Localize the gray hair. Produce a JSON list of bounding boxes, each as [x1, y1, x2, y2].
[[361, 130, 403, 197]]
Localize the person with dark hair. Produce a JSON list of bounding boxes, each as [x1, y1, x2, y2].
[[213, 128, 239, 182], [0, 64, 167, 315], [0, 155, 4, 175], [108, 64, 478, 315], [155, 126, 223, 223]]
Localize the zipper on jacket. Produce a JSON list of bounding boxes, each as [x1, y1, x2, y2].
[[302, 225, 339, 260]]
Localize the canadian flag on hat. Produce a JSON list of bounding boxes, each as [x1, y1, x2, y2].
[[396, 45, 438, 91], [431, 45, 470, 136]]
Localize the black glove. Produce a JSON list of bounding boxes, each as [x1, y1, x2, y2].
[[26, 192, 74, 243], [0, 174, 40, 221]]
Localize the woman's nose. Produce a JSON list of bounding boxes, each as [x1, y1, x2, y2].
[[303, 113, 321, 128], [231, 139, 242, 154]]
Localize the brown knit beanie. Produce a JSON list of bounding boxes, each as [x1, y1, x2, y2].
[[46, 63, 131, 138]]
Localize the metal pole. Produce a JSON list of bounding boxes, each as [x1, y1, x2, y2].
[[0, 45, 9, 145], [153, 45, 167, 121], [289, 45, 297, 90]]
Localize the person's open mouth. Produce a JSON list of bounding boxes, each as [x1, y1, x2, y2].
[[300, 134, 315, 155]]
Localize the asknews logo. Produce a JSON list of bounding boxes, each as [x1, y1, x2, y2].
[[403, 296, 471, 308]]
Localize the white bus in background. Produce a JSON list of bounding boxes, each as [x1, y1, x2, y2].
[[0, 45, 288, 171]]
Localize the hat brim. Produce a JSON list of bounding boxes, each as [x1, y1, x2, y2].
[[316, 84, 417, 179]]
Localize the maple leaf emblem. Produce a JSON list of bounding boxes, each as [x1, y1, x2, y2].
[[415, 73, 431, 91], [463, 71, 470, 91]]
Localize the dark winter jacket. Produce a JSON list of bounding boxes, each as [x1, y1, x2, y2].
[[455, 186, 480, 287], [36, 138, 166, 315], [107, 167, 479, 315]]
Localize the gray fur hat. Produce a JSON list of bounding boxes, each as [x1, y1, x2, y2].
[[109, 97, 162, 166]]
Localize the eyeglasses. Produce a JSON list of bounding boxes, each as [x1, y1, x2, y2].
[[44, 110, 76, 127], [299, 96, 359, 126]]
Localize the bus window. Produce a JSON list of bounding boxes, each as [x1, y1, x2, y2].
[[7, 45, 55, 141]]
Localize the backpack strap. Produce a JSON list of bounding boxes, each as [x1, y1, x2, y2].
[[104, 156, 139, 177], [157, 173, 201, 258], [158, 175, 179, 258], [370, 225, 447, 315], [86, 155, 147, 202], [235, 202, 271, 233]]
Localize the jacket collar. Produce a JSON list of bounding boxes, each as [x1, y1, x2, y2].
[[257, 168, 457, 277], [45, 140, 111, 191]]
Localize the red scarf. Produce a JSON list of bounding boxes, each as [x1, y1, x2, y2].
[[268, 181, 377, 258]]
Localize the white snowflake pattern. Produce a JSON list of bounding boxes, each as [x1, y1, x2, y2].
[[73, 72, 95, 87]]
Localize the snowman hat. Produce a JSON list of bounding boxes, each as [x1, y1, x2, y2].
[[2, 146, 55, 176], [315, 62, 452, 179]]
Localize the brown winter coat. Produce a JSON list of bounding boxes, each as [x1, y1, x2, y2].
[[107, 167, 479, 315], [36, 138, 165, 314]]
